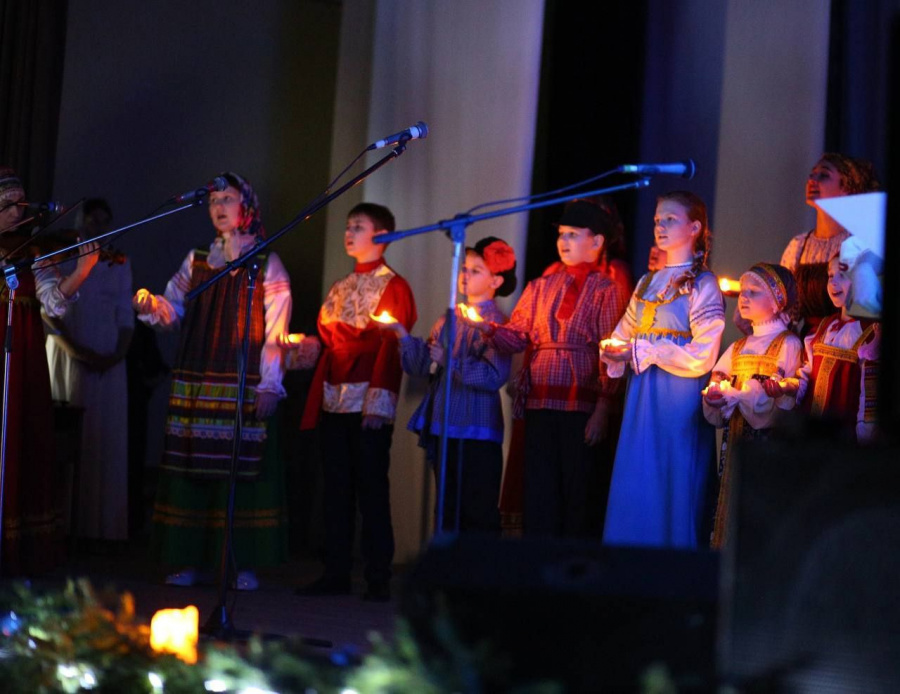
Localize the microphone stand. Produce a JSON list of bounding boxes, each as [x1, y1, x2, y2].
[[0, 202, 201, 574], [190, 141, 411, 641], [375, 177, 651, 537]]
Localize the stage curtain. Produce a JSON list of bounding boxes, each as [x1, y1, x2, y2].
[[325, 0, 545, 561], [0, 0, 68, 197]]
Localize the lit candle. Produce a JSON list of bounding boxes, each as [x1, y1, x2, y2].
[[370, 310, 398, 324], [718, 277, 741, 296], [702, 379, 732, 397], [150, 606, 199, 664], [286, 332, 305, 345], [458, 303, 483, 322], [600, 337, 630, 350]]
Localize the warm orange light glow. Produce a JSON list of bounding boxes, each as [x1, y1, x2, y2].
[[600, 337, 630, 350], [370, 310, 397, 324], [458, 303, 483, 322], [287, 333, 305, 345], [718, 277, 741, 296], [150, 606, 199, 664], [702, 379, 732, 397]]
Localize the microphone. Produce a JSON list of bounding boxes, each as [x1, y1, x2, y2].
[[619, 160, 696, 179], [367, 121, 429, 150], [169, 176, 229, 204], [18, 201, 66, 214]]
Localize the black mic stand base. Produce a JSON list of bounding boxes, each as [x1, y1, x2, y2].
[[200, 608, 332, 649]]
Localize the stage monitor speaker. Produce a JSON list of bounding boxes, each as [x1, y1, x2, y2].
[[401, 535, 718, 692], [719, 439, 900, 692]]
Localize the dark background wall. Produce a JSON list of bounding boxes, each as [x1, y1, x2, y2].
[[51, 0, 341, 333]]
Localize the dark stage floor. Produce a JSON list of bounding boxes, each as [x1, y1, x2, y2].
[[3, 541, 399, 654]]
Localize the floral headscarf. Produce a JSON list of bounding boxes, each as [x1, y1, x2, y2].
[[220, 171, 266, 238], [0, 167, 25, 205], [742, 262, 798, 324]]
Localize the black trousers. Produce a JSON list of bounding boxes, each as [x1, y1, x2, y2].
[[523, 409, 594, 537], [431, 438, 502, 534], [320, 412, 394, 584]]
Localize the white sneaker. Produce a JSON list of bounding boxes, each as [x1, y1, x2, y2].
[[164, 568, 198, 586], [234, 570, 259, 591]]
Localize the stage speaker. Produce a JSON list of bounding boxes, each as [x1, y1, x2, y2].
[[719, 439, 900, 692], [401, 535, 718, 692]]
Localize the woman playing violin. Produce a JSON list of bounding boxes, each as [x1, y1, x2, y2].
[[0, 166, 99, 576]]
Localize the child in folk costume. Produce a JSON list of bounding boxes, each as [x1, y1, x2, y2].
[[381, 237, 516, 534], [469, 200, 625, 537], [788, 255, 880, 443], [290, 203, 416, 602], [601, 191, 725, 549], [133, 172, 292, 590], [702, 263, 802, 549]]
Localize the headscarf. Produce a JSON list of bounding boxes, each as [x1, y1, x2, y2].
[[0, 167, 25, 205], [742, 262, 798, 324], [220, 171, 265, 238]]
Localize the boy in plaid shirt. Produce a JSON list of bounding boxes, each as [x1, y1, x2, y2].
[[471, 201, 625, 537], [381, 236, 517, 534]]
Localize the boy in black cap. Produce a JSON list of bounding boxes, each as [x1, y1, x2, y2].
[[469, 200, 626, 536]]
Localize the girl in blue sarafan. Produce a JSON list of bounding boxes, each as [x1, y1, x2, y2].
[[600, 191, 725, 548], [380, 237, 517, 534]]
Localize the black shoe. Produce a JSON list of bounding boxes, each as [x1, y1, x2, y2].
[[294, 575, 351, 596], [362, 580, 391, 602]]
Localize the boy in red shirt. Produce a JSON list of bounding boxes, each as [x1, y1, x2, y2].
[[290, 203, 416, 601]]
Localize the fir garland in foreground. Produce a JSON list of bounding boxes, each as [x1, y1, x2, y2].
[[0, 579, 578, 694]]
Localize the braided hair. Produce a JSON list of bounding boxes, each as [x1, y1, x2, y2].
[[658, 190, 711, 295]]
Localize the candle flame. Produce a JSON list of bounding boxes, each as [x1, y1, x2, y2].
[[150, 606, 199, 664], [458, 303, 483, 322], [702, 379, 732, 396], [718, 277, 741, 295], [370, 310, 398, 324], [287, 333, 305, 345]]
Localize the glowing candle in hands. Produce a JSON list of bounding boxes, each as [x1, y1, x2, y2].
[[702, 379, 732, 397], [370, 310, 398, 325], [458, 303, 484, 322], [600, 337, 630, 350]]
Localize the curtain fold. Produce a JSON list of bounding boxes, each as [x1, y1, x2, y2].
[[326, 0, 546, 561], [0, 0, 68, 198]]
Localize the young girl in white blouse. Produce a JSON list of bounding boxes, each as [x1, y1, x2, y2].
[[600, 191, 725, 549], [790, 254, 880, 444], [702, 262, 802, 548]]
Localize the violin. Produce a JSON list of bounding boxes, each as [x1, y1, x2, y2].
[[0, 227, 126, 266]]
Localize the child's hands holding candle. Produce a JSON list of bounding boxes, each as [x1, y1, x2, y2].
[[702, 378, 731, 408], [600, 337, 632, 362], [458, 302, 490, 332], [278, 332, 322, 370], [762, 376, 799, 398]]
